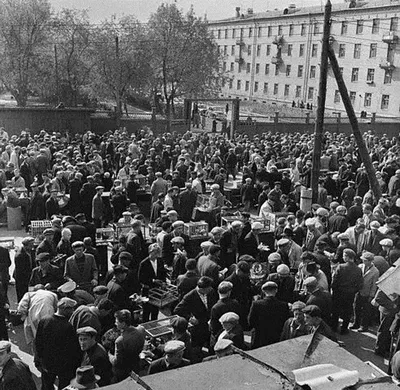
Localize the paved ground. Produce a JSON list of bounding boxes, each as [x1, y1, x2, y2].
[[0, 228, 392, 389]]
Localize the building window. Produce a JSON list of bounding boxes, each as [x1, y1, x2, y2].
[[286, 64, 291, 77], [295, 86, 302, 98], [384, 69, 392, 84], [232, 29, 236, 38], [246, 63, 251, 73], [218, 30, 221, 39], [314, 23, 320, 35], [258, 27, 262, 37], [308, 87, 314, 100], [367, 68, 375, 82], [369, 44, 377, 58], [390, 17, 398, 32], [312, 44, 318, 57], [381, 94, 390, 109], [274, 83, 279, 95], [223, 62, 226, 71], [254, 82, 259, 92], [263, 82, 268, 94], [240, 28, 244, 38], [287, 44, 293, 56], [238, 62, 242, 73], [247, 45, 251, 56], [334, 90, 341, 103], [284, 84, 290, 97], [351, 68, 359, 82], [225, 29, 228, 39], [231, 45, 235, 55], [289, 24, 294, 36], [256, 63, 260, 74], [341, 21, 348, 35], [237, 80, 241, 90], [364, 92, 372, 107], [310, 65, 316, 78], [268, 26, 272, 37], [245, 81, 250, 91], [266, 45, 271, 56], [356, 20, 363, 34], [265, 64, 270, 75], [301, 24, 306, 36], [256, 44, 261, 56], [249, 27, 253, 38], [299, 44, 305, 57], [350, 91, 356, 105], [224, 46, 227, 55], [230, 62, 234, 72], [275, 65, 279, 76], [278, 25, 283, 35], [372, 19, 379, 34], [353, 44, 361, 59], [298, 65, 304, 77], [229, 80, 233, 89], [339, 44, 346, 58]]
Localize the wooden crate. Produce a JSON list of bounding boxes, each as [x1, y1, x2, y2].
[[184, 221, 209, 238], [30, 220, 52, 241], [148, 284, 179, 308], [96, 227, 116, 245]]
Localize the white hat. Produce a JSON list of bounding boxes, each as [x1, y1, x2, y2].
[[251, 222, 263, 230]]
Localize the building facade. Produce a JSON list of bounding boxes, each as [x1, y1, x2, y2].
[[208, 0, 400, 117]]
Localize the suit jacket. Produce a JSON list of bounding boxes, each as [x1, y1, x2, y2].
[[45, 197, 59, 220], [179, 189, 197, 222], [29, 192, 46, 220], [162, 232, 189, 266], [29, 265, 63, 290], [107, 278, 130, 310], [248, 296, 289, 348], [197, 255, 219, 288], [64, 253, 98, 289], [14, 246, 34, 291], [83, 343, 112, 387], [306, 289, 333, 323], [138, 257, 166, 295], [0, 358, 36, 390], [364, 229, 385, 255], [241, 232, 259, 259], [176, 271, 200, 299], [209, 297, 242, 337], [358, 263, 379, 298], [220, 229, 239, 268], [91, 193, 104, 220]]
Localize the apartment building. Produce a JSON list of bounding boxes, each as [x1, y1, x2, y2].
[[208, 0, 400, 117]]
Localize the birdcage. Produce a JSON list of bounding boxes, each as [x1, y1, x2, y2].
[[148, 284, 179, 308], [184, 221, 209, 238], [30, 220, 52, 242]]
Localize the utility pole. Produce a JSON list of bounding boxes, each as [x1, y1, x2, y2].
[[327, 47, 382, 201], [54, 44, 60, 104], [311, 0, 331, 203], [115, 35, 121, 127]]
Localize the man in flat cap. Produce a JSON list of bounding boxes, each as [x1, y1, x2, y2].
[[91, 186, 104, 228], [29, 252, 63, 292], [241, 222, 263, 260], [162, 220, 189, 267], [147, 340, 190, 375], [248, 281, 290, 348], [0, 340, 36, 390], [220, 220, 242, 270], [36, 228, 57, 259], [35, 297, 81, 390], [303, 304, 337, 342], [76, 327, 112, 387], [106, 265, 130, 311], [64, 241, 98, 293], [217, 311, 246, 350], [179, 182, 197, 223], [14, 236, 35, 302], [280, 301, 310, 341]]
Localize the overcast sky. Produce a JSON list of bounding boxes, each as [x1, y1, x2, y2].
[[49, 0, 344, 22]]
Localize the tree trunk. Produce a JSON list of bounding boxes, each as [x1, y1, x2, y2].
[[115, 94, 122, 128], [165, 98, 171, 133]]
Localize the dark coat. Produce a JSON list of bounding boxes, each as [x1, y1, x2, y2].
[[92, 193, 104, 220], [45, 197, 59, 219], [248, 296, 290, 348], [306, 289, 333, 323], [29, 192, 46, 220], [209, 297, 243, 337], [162, 232, 189, 267], [176, 271, 200, 299], [241, 231, 259, 259], [266, 273, 295, 303], [35, 314, 81, 375], [0, 357, 36, 390], [14, 247, 34, 301], [220, 229, 239, 269], [29, 264, 63, 290], [148, 357, 190, 375], [107, 278, 130, 310], [138, 257, 166, 295], [328, 214, 349, 234], [179, 189, 197, 222], [83, 343, 112, 387]]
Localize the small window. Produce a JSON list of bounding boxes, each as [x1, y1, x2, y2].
[[381, 94, 390, 109], [284, 84, 290, 97], [268, 26, 272, 37], [258, 27, 262, 37], [289, 24, 294, 36], [223, 46, 227, 55], [224, 29, 228, 39], [274, 83, 279, 95], [263, 82, 268, 94], [353, 44, 361, 59], [245, 81, 250, 91], [334, 90, 341, 103], [295, 86, 302, 98], [298, 65, 304, 78], [350, 91, 356, 105], [310, 65, 316, 79], [339, 44, 346, 58], [254, 82, 259, 92], [230, 62, 234, 72], [372, 19, 379, 34], [265, 64, 270, 75], [287, 44, 293, 57], [308, 87, 314, 100], [384, 70, 392, 84], [266, 45, 271, 56], [351, 68, 359, 82], [232, 29, 236, 38], [312, 44, 318, 57], [390, 17, 398, 32], [356, 20, 363, 34], [249, 27, 253, 38], [364, 92, 372, 107], [223, 62, 226, 71], [341, 21, 348, 35], [299, 44, 305, 57], [218, 30, 221, 39], [256, 44, 261, 56], [314, 23, 320, 35], [278, 25, 283, 35], [246, 63, 251, 73], [275, 65, 279, 76], [369, 44, 377, 58], [247, 45, 251, 56], [286, 65, 291, 77], [256, 63, 260, 74], [229, 80, 233, 89], [367, 68, 375, 82], [301, 24, 306, 36], [237, 80, 241, 90], [231, 45, 235, 56]]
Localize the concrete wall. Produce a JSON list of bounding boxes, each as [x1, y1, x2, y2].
[[0, 107, 94, 136]]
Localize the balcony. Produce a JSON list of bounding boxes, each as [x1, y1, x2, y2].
[[379, 59, 396, 70], [234, 56, 244, 64], [382, 32, 398, 44], [271, 56, 283, 65]]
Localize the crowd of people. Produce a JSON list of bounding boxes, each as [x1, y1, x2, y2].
[[1, 125, 400, 388]]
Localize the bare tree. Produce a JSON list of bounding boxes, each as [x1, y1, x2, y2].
[[0, 0, 51, 106]]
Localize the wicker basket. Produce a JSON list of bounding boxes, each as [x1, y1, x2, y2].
[[148, 284, 179, 308]]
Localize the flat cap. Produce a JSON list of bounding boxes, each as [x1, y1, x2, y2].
[[337, 232, 350, 241], [167, 210, 178, 216], [268, 252, 281, 263], [219, 311, 239, 323], [277, 264, 290, 275], [231, 220, 243, 228], [22, 236, 35, 245], [43, 228, 55, 236], [218, 281, 233, 294], [58, 280, 77, 294], [170, 316, 188, 332], [360, 251, 375, 262], [36, 252, 50, 262], [303, 304, 322, 318], [93, 285, 108, 295], [251, 222, 263, 230], [292, 301, 306, 311], [262, 281, 278, 290], [370, 221, 381, 229], [316, 208, 329, 217], [119, 251, 133, 261], [380, 238, 393, 247], [172, 220, 184, 228], [171, 236, 185, 244], [277, 238, 290, 246], [200, 241, 213, 248], [95, 185, 104, 190], [214, 338, 233, 352], [211, 184, 220, 190], [57, 297, 77, 308], [305, 218, 316, 227], [164, 340, 185, 354], [72, 241, 84, 249], [113, 264, 129, 274], [122, 211, 131, 216], [77, 326, 97, 336]]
